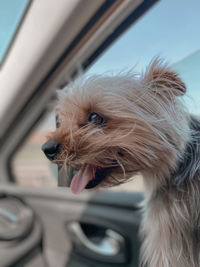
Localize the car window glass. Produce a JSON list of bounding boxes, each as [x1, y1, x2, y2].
[[13, 113, 57, 187]]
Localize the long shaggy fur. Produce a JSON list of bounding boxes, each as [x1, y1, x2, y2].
[[47, 58, 200, 267], [140, 118, 200, 267]]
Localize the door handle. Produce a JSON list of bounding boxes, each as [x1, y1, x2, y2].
[[68, 222, 124, 256]]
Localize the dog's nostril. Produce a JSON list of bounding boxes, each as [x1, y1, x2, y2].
[[42, 139, 61, 160]]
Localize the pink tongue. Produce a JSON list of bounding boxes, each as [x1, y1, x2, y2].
[[70, 164, 96, 194]]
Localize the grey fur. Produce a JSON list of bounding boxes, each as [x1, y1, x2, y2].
[[172, 116, 200, 184], [140, 116, 200, 267]]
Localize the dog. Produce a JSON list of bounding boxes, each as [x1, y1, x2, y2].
[[42, 58, 200, 267]]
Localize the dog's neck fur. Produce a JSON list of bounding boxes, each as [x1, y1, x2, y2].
[[140, 115, 200, 267], [142, 115, 200, 199], [171, 115, 200, 185]]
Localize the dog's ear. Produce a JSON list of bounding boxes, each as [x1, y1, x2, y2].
[[143, 58, 186, 96]]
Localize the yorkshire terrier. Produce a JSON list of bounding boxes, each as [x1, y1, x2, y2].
[[42, 59, 200, 267]]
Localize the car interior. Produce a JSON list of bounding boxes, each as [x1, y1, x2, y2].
[[0, 0, 199, 266]]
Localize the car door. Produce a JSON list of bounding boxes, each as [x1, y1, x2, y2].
[[0, 185, 143, 267], [0, 0, 158, 266]]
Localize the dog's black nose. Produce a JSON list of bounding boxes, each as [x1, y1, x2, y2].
[[42, 139, 61, 160]]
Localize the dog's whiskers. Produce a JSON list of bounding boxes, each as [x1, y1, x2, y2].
[[114, 155, 126, 178]]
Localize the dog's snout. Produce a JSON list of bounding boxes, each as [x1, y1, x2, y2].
[[42, 139, 61, 160]]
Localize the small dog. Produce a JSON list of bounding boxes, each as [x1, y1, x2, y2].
[[42, 59, 200, 267]]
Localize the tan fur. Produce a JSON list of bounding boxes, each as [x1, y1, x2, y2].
[[47, 58, 200, 266]]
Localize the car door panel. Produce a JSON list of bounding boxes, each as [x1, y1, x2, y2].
[[0, 186, 142, 267]]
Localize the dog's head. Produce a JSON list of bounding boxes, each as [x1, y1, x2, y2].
[[42, 59, 190, 193]]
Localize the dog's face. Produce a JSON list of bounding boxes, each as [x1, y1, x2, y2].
[[42, 59, 189, 194]]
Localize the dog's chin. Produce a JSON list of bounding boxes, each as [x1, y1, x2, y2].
[[69, 165, 133, 192], [57, 159, 135, 193], [85, 167, 113, 189]]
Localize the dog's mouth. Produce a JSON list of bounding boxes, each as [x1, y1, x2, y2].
[[70, 164, 112, 194]]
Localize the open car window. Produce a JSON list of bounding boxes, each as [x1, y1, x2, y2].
[[13, 0, 199, 190]]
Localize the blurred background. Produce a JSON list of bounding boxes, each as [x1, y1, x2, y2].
[[1, 0, 198, 190]]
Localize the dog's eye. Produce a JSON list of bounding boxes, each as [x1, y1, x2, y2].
[[88, 112, 106, 125]]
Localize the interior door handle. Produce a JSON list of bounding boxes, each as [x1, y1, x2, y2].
[[68, 222, 124, 256]]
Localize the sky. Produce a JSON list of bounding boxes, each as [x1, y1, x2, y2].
[[0, 0, 29, 63], [88, 0, 200, 114], [89, 0, 200, 74]]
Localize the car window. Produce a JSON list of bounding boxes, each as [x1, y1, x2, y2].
[[13, 0, 200, 191], [13, 113, 57, 187]]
